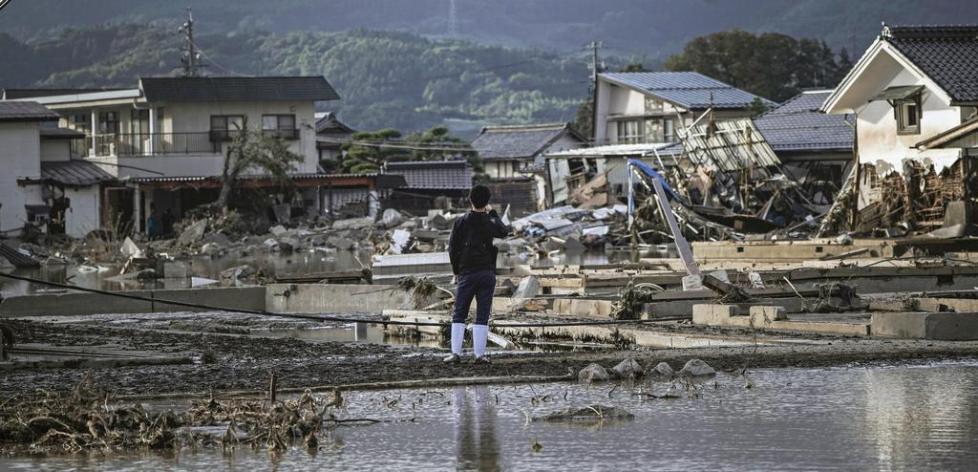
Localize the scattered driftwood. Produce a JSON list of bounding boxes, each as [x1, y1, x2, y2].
[[533, 405, 634, 423]]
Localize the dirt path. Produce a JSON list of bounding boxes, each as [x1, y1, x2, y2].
[[4, 319, 978, 398]]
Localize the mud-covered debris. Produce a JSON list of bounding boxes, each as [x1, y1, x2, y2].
[[533, 405, 634, 423], [512, 276, 541, 299], [646, 361, 676, 379], [578, 363, 610, 383], [612, 358, 644, 379], [679, 359, 716, 377], [177, 219, 208, 246], [381, 208, 404, 228]]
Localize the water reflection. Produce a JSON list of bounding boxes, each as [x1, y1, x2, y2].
[[453, 386, 501, 472]]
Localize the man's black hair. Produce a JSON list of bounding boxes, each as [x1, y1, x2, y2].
[[469, 185, 491, 209]]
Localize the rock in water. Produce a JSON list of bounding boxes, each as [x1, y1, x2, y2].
[[578, 363, 610, 383], [679, 359, 716, 377], [612, 358, 644, 379], [646, 361, 675, 379], [534, 405, 634, 423]]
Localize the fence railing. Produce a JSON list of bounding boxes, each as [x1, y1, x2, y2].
[[75, 132, 222, 157]]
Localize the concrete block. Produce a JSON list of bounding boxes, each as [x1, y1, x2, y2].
[[873, 311, 978, 340], [692, 304, 735, 326], [749, 305, 786, 326], [162, 261, 190, 279]]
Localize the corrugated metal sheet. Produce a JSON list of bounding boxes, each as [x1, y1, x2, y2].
[[681, 118, 780, 172]]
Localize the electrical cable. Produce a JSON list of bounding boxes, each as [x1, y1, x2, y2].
[[0, 272, 685, 328]]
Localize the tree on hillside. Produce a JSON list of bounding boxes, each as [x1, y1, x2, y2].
[[217, 129, 303, 211], [664, 29, 850, 102]]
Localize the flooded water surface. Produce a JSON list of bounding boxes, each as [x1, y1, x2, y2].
[[3, 359, 977, 471]]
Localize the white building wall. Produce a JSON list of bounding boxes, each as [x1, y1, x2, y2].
[[64, 186, 100, 238], [166, 101, 319, 173], [855, 68, 961, 172], [0, 122, 43, 234]]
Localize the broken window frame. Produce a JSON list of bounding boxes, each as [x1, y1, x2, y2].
[[895, 95, 922, 135]]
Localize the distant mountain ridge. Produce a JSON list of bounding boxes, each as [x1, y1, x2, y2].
[[1, 0, 975, 57]]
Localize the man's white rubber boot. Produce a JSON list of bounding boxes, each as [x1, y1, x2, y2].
[[472, 324, 489, 363], [444, 323, 466, 363]]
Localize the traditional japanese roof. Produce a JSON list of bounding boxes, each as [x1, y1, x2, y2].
[[0, 101, 59, 122], [471, 123, 585, 161], [883, 25, 978, 104], [383, 160, 473, 190], [40, 160, 116, 186], [139, 76, 340, 103], [315, 112, 356, 134], [599, 72, 774, 110], [753, 90, 854, 153]]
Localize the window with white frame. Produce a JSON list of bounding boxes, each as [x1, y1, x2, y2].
[[895, 96, 921, 135], [616, 119, 642, 144]]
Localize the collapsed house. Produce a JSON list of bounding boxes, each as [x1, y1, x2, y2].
[[822, 25, 978, 235], [545, 71, 773, 208], [753, 90, 855, 206], [470, 123, 587, 214]]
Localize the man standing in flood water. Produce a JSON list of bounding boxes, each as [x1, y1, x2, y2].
[[444, 185, 511, 364]]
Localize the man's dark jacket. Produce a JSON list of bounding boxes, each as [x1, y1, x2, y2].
[[448, 209, 511, 275]]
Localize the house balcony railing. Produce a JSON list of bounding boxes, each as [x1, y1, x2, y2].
[[73, 132, 222, 158]]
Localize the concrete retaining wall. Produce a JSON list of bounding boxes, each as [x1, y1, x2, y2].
[[871, 311, 978, 340], [0, 287, 266, 317], [266, 283, 413, 314]]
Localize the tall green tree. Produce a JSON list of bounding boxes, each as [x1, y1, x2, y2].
[[217, 129, 303, 211], [665, 29, 850, 102]]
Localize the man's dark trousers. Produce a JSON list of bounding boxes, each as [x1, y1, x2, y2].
[[451, 269, 495, 325]]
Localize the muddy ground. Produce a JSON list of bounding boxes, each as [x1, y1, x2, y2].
[[5, 316, 978, 399]]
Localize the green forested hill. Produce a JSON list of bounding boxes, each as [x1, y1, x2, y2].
[[0, 26, 592, 132]]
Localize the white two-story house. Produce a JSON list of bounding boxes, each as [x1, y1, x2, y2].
[[5, 76, 343, 231], [823, 25, 978, 213], [0, 101, 114, 238]]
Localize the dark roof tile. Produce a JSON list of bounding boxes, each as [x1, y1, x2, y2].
[[471, 123, 584, 161], [753, 91, 854, 152], [41, 160, 116, 186], [383, 160, 472, 190], [140, 76, 340, 103], [0, 101, 59, 122], [600, 71, 774, 110], [884, 25, 978, 103]]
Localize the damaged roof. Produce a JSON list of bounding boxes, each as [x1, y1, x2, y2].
[[0, 101, 59, 122], [40, 160, 116, 186], [753, 90, 854, 153], [139, 76, 340, 103], [471, 123, 585, 161], [383, 160, 473, 190], [600, 72, 774, 110], [883, 25, 978, 104]]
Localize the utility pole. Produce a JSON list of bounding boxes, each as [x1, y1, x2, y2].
[[179, 8, 203, 77], [588, 40, 603, 143]]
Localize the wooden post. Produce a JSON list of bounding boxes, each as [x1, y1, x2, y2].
[[850, 118, 860, 230]]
